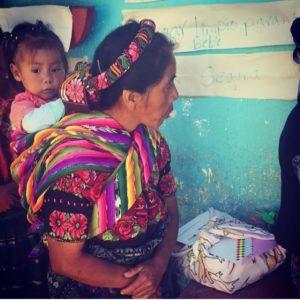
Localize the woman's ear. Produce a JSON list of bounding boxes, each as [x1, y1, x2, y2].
[[122, 89, 142, 111], [9, 63, 22, 82]]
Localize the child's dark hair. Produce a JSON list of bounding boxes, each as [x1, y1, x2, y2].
[[291, 18, 300, 64], [90, 20, 175, 110], [0, 20, 68, 95]]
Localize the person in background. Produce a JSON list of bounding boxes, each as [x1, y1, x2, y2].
[[275, 17, 300, 298], [0, 26, 19, 204], [3, 20, 67, 133], [0, 23, 52, 298], [11, 19, 180, 298]]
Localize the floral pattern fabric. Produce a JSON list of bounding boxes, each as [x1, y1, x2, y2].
[[49, 210, 88, 240], [39, 135, 176, 243]]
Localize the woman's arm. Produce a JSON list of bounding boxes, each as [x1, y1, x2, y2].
[[149, 194, 179, 274], [43, 177, 138, 290], [47, 236, 140, 288], [120, 194, 179, 298]]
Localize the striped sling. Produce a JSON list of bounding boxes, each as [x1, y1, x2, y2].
[[10, 112, 161, 238]]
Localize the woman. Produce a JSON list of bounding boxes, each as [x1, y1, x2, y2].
[[275, 17, 300, 297], [11, 19, 179, 298]]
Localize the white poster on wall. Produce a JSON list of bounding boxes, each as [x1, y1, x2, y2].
[[123, 0, 300, 52], [175, 51, 300, 100], [0, 5, 73, 51], [125, 0, 162, 2]]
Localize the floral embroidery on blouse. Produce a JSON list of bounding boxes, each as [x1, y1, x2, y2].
[[101, 189, 167, 241], [49, 210, 88, 241], [53, 170, 110, 203], [157, 137, 171, 171], [158, 173, 176, 196], [43, 136, 176, 242]]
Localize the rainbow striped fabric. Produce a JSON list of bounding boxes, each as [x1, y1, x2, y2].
[[10, 112, 161, 237], [209, 237, 278, 264]]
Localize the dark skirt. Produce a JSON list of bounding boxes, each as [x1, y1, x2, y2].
[[291, 253, 300, 297], [0, 207, 49, 298]]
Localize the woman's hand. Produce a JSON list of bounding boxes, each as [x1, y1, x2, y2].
[[121, 260, 164, 298], [121, 194, 179, 298]]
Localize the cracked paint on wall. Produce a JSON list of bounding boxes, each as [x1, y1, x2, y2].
[[161, 98, 294, 226]]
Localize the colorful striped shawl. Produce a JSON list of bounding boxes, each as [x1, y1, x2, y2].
[[10, 112, 161, 238]]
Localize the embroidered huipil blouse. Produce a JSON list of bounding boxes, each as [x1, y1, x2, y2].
[[28, 115, 177, 244]]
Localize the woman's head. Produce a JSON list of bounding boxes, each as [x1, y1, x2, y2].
[[1, 20, 68, 100], [291, 18, 300, 64], [89, 19, 177, 111]]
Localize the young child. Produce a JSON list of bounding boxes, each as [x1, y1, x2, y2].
[[2, 20, 68, 133]]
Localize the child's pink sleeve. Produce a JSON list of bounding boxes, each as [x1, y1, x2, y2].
[[9, 93, 45, 130]]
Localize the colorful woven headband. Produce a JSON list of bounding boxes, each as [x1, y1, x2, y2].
[[61, 19, 156, 106]]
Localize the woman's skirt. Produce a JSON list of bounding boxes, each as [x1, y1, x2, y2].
[[47, 220, 180, 298], [291, 253, 300, 297]]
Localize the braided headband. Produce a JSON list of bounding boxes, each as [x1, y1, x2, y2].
[[61, 19, 156, 106]]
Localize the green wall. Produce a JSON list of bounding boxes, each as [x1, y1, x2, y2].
[[2, 0, 296, 226]]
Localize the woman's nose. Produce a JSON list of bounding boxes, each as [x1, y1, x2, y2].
[[172, 85, 179, 102]]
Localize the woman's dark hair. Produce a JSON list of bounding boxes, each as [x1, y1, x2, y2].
[[90, 20, 175, 110], [290, 18, 300, 103], [291, 18, 300, 64], [0, 20, 68, 96]]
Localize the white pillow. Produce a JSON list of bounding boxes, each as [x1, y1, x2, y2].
[[0, 5, 72, 51]]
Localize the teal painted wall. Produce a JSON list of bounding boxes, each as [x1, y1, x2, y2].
[[2, 0, 296, 226]]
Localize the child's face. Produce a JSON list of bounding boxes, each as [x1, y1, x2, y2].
[[10, 48, 66, 101]]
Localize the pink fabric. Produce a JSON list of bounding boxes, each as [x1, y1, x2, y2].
[[9, 91, 47, 130]]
